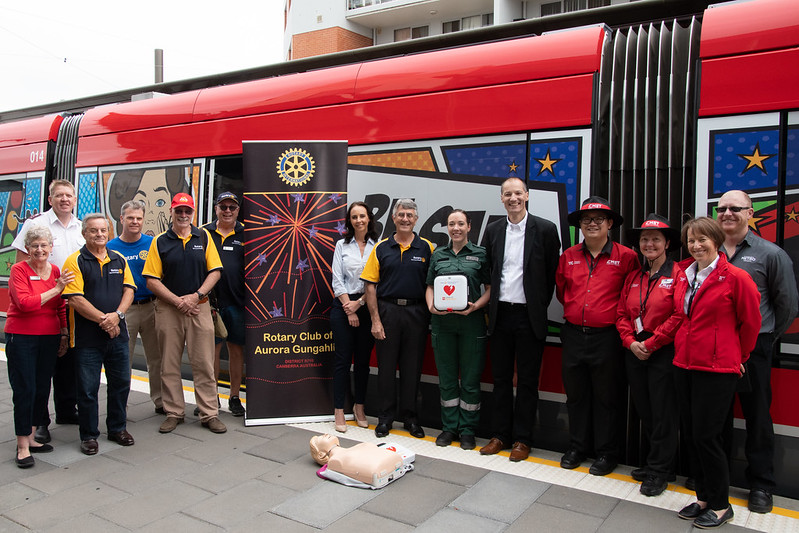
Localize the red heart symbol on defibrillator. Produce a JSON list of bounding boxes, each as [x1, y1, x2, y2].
[[443, 285, 455, 295]]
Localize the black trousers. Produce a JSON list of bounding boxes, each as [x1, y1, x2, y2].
[[375, 300, 428, 425], [625, 345, 678, 476], [738, 332, 777, 491], [560, 323, 624, 458], [675, 366, 738, 511], [52, 347, 78, 423], [488, 303, 544, 447]]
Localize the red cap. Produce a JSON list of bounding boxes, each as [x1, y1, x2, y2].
[[171, 193, 195, 210]]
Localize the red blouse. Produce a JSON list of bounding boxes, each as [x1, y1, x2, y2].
[[5, 261, 67, 335]]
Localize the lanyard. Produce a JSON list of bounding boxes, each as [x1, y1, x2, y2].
[[638, 270, 658, 317]]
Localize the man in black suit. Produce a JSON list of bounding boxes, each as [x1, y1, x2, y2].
[[479, 177, 561, 461]]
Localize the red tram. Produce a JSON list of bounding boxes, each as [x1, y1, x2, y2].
[[1, 0, 797, 497]]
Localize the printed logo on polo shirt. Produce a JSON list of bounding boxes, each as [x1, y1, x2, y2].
[[138, 250, 148, 261], [718, 275, 726, 281], [108, 268, 123, 275], [410, 256, 426, 263], [659, 278, 674, 289], [466, 256, 480, 262], [606, 260, 621, 266], [232, 240, 243, 246], [567, 260, 582, 266], [740, 255, 757, 263], [192, 244, 204, 251]]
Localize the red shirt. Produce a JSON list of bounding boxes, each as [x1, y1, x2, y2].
[[673, 253, 761, 375], [616, 260, 684, 352], [556, 240, 639, 328], [5, 261, 67, 335]]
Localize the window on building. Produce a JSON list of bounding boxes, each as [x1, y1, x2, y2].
[[412, 25, 429, 39], [588, 0, 610, 7], [541, 2, 562, 16], [564, 0, 587, 11], [443, 20, 460, 33], [394, 27, 411, 41], [482, 13, 494, 26], [395, 26, 429, 42]]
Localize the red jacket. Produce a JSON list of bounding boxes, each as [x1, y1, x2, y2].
[[556, 240, 639, 327], [673, 254, 761, 375], [5, 261, 67, 335], [616, 259, 684, 353]]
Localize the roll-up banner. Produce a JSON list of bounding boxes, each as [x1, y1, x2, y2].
[[242, 141, 348, 425]]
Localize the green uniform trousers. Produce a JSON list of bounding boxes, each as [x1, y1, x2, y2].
[[431, 311, 487, 435]]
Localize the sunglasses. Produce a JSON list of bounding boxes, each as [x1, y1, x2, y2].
[[717, 206, 750, 213], [217, 204, 239, 211]]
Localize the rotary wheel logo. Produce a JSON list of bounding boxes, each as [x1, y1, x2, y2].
[[276, 148, 315, 187]]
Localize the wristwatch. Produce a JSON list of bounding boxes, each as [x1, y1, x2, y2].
[[115, 310, 125, 321], [196, 290, 205, 299], [358, 298, 365, 306]]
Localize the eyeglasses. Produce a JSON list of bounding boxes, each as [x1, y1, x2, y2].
[[579, 216, 606, 226], [717, 206, 750, 213], [217, 204, 238, 211], [174, 208, 193, 215]]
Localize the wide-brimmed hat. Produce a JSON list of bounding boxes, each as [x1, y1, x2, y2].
[[626, 213, 681, 250], [567, 196, 624, 227]]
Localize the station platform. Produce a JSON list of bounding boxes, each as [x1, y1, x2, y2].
[[1, 355, 798, 532]]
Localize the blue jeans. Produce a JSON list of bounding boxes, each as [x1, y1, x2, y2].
[[5, 333, 59, 436], [75, 339, 131, 441]]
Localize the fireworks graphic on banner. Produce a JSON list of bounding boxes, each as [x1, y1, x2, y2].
[[244, 191, 346, 325]]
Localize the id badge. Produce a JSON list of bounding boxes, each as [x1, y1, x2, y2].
[[634, 316, 644, 334]]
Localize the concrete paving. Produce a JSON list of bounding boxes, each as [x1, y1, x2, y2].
[[1, 353, 798, 532]]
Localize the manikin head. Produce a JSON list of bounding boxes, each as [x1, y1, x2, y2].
[[309, 434, 340, 465]]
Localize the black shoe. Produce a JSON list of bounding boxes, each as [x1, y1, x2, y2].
[[459, 433, 476, 450], [693, 507, 733, 529], [560, 449, 586, 469], [404, 421, 425, 439], [632, 467, 676, 483], [29, 444, 54, 454], [193, 406, 200, 417], [640, 473, 668, 497], [375, 423, 390, 438], [435, 431, 456, 447], [55, 414, 79, 425], [748, 489, 773, 514], [80, 439, 99, 456], [678, 502, 705, 520], [589, 456, 617, 476], [154, 406, 166, 415], [15, 453, 34, 469], [631, 467, 648, 482], [685, 477, 696, 491], [34, 425, 51, 444], [229, 396, 245, 417]]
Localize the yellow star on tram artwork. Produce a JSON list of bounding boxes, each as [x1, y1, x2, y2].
[[536, 149, 563, 177], [749, 214, 763, 232], [738, 143, 776, 174], [508, 161, 519, 174], [785, 208, 799, 223]]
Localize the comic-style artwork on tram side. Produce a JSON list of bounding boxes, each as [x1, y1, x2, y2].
[[74, 163, 201, 238], [696, 113, 799, 346]]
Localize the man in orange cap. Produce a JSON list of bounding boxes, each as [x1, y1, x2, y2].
[[143, 193, 227, 434]]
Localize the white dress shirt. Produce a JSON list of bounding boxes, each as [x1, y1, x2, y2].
[[498, 213, 527, 304]]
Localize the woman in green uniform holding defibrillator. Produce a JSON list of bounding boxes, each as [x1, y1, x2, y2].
[[425, 209, 490, 450]]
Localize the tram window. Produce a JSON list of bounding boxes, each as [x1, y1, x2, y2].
[[210, 156, 244, 203]]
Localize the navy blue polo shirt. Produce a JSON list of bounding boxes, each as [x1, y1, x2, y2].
[[202, 220, 244, 308], [62, 246, 136, 348], [142, 226, 223, 296], [360, 232, 434, 299]]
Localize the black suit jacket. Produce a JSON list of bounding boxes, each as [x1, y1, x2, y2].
[[481, 213, 561, 339]]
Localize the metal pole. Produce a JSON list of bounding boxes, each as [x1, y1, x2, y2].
[[154, 49, 164, 83]]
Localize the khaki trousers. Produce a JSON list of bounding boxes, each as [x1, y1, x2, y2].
[[154, 300, 218, 421], [126, 300, 162, 409]]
